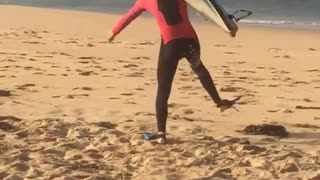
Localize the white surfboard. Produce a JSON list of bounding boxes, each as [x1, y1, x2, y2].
[[185, 0, 238, 37]]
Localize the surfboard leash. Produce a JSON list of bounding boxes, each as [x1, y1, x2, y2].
[[229, 9, 253, 22]]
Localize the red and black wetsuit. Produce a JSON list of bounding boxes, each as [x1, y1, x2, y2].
[[112, 0, 222, 133], [112, 0, 197, 45]]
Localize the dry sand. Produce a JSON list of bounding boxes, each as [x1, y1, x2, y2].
[[0, 5, 320, 180]]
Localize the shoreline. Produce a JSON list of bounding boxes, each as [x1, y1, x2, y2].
[[1, 4, 320, 31]]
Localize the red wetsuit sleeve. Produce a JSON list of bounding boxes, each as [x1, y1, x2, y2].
[[112, 0, 145, 36]]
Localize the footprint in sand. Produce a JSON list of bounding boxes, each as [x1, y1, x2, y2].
[[63, 40, 78, 44], [125, 72, 144, 77], [268, 84, 281, 87], [220, 87, 245, 92], [271, 70, 290, 74], [59, 52, 72, 56], [78, 70, 99, 76], [267, 109, 280, 113], [178, 86, 193, 90], [306, 69, 320, 73], [116, 59, 130, 63], [131, 56, 150, 60], [33, 72, 45, 75], [227, 61, 246, 65], [34, 55, 53, 58], [50, 65, 61, 68], [282, 55, 291, 59], [111, 68, 120, 72], [183, 109, 194, 115], [9, 56, 26, 60], [16, 84, 36, 90], [126, 46, 143, 49], [124, 101, 137, 104], [65, 94, 89, 99], [46, 73, 57, 76], [301, 98, 313, 102], [224, 51, 239, 55], [135, 112, 156, 117], [168, 103, 187, 109], [292, 123, 320, 129], [256, 67, 265, 69], [91, 122, 118, 129], [72, 87, 94, 91], [223, 71, 232, 75], [283, 109, 294, 113], [93, 65, 102, 69], [214, 44, 225, 47], [269, 48, 282, 52], [5, 58, 17, 62], [78, 60, 91, 64], [123, 64, 139, 68], [120, 93, 134, 96], [238, 77, 248, 80], [102, 75, 112, 78], [237, 70, 256, 74], [0, 90, 11, 97], [179, 72, 190, 77], [179, 77, 193, 82], [53, 94, 89, 99], [296, 105, 320, 110], [24, 66, 41, 71], [129, 41, 155, 46], [292, 81, 308, 85], [23, 41, 45, 45], [87, 43, 95, 47], [134, 87, 144, 91], [108, 97, 121, 100], [78, 56, 96, 60]]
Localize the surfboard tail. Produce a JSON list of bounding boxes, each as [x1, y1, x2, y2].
[[186, 0, 252, 37], [208, 0, 238, 37], [186, 0, 239, 37]]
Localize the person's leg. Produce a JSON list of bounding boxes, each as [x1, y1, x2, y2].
[[184, 39, 222, 104], [156, 40, 181, 134]]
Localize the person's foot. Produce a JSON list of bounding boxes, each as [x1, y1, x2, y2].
[[217, 96, 241, 112], [143, 132, 166, 144]]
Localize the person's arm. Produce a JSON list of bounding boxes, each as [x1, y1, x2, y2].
[[108, 1, 145, 42]]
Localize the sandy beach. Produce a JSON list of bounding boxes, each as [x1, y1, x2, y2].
[[0, 5, 320, 179]]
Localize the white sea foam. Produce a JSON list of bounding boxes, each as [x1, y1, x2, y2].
[[239, 19, 320, 29]]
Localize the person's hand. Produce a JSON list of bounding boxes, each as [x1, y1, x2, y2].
[[108, 32, 115, 43]]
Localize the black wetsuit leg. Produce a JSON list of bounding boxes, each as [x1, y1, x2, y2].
[[156, 40, 182, 133], [156, 38, 222, 133], [183, 39, 222, 104]]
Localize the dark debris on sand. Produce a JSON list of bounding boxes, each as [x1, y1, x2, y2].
[[237, 124, 289, 138]]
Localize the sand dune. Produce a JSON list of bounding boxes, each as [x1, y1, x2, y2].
[[0, 5, 320, 180]]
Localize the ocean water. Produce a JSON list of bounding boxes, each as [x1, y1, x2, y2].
[[1, 0, 320, 29]]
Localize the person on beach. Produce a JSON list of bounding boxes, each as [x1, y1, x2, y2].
[[108, 0, 240, 144]]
